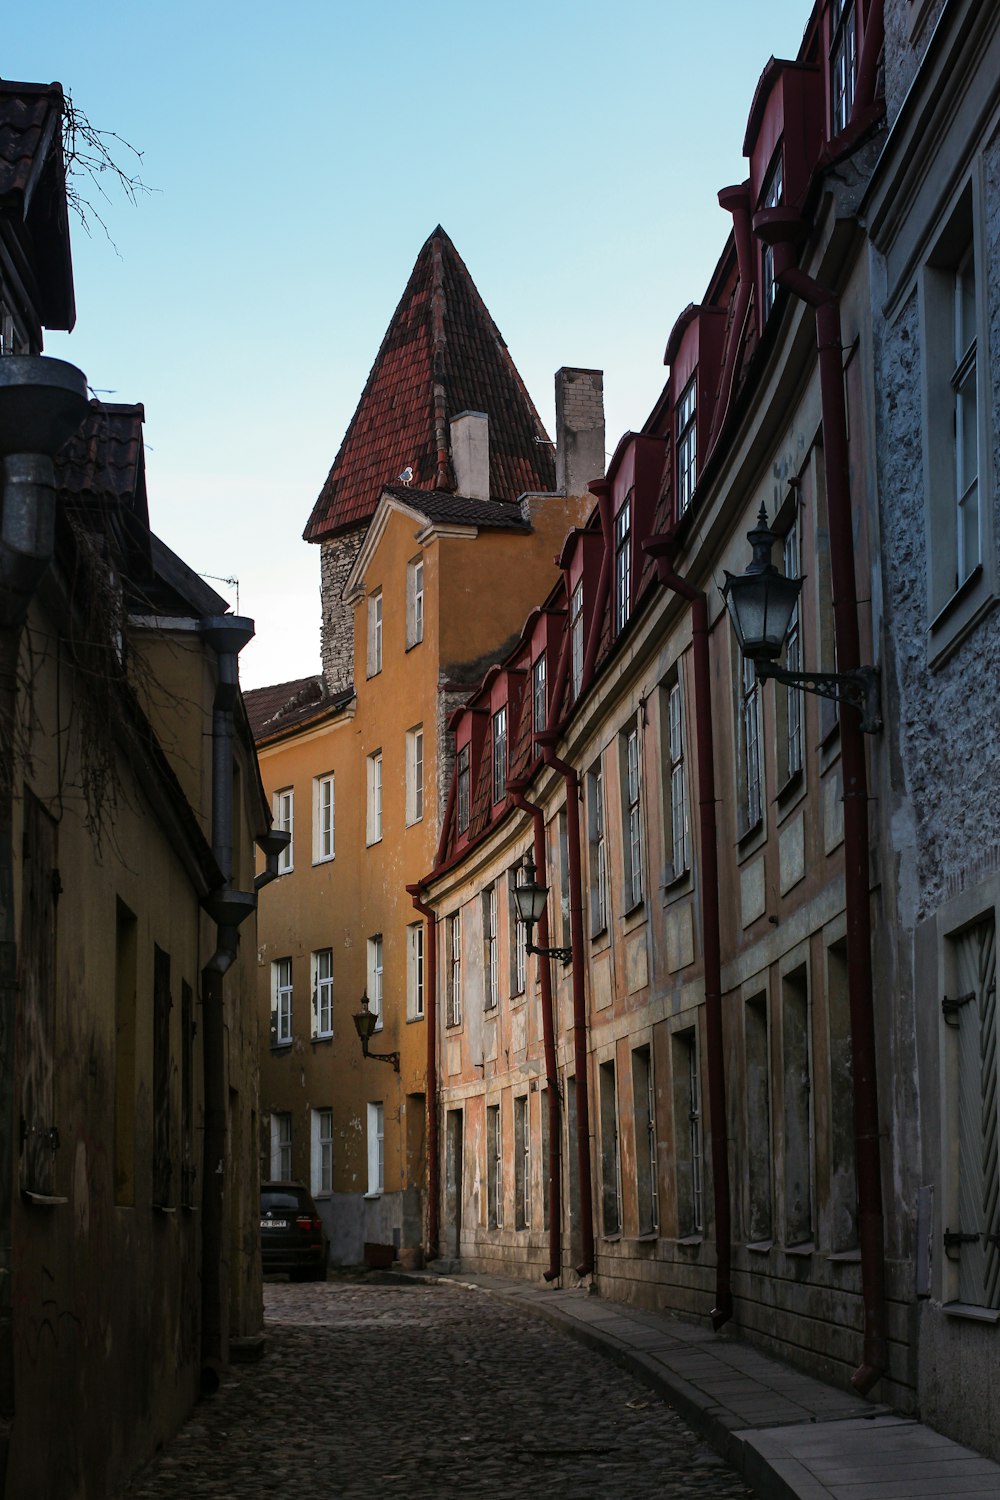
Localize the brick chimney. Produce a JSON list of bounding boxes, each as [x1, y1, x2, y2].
[[555, 368, 605, 498], [451, 411, 490, 500]]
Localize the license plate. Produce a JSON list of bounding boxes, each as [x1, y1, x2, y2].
[[261, 1219, 288, 1230]]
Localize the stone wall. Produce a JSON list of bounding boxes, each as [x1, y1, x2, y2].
[[320, 529, 363, 694]]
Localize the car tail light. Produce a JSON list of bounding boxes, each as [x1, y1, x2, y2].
[[295, 1215, 321, 1231]]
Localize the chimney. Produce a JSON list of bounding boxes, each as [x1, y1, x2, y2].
[[450, 411, 490, 500], [555, 367, 605, 498]]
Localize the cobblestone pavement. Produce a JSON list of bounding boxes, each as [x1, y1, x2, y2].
[[121, 1277, 758, 1499]]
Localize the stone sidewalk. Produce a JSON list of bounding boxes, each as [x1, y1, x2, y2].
[[410, 1268, 1000, 1499]]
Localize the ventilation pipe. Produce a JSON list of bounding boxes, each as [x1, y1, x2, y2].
[[199, 615, 257, 1392], [643, 532, 732, 1328], [508, 785, 563, 1281], [753, 207, 887, 1393], [0, 356, 89, 1496], [406, 885, 439, 1261]]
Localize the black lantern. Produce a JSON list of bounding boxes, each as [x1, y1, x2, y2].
[[352, 994, 400, 1072], [512, 854, 573, 965], [723, 504, 881, 734]]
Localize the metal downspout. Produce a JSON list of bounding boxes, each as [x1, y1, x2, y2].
[[508, 787, 562, 1282], [406, 886, 439, 1261], [641, 535, 732, 1328], [530, 741, 595, 1278], [757, 222, 887, 1392]]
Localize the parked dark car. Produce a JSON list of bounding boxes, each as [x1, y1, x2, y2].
[[260, 1181, 329, 1280]]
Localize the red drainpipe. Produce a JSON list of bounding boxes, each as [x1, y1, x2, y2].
[[640, 533, 732, 1329], [407, 884, 439, 1261], [508, 785, 562, 1281], [531, 736, 595, 1279], [754, 210, 887, 1393]]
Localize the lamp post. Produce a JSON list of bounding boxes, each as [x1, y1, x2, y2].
[[352, 994, 400, 1072], [721, 504, 881, 732], [512, 854, 573, 965]]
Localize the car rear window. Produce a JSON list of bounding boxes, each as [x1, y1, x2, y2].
[[261, 1189, 309, 1213]]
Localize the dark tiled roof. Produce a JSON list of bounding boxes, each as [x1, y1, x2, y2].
[[245, 676, 352, 742], [303, 227, 555, 543], [0, 79, 62, 198], [381, 484, 529, 531], [0, 79, 74, 330], [56, 401, 148, 522]]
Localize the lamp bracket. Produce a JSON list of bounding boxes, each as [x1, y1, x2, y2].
[[361, 1041, 400, 1072], [756, 663, 881, 734], [526, 939, 573, 965]]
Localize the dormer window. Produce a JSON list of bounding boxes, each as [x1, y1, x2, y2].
[[830, 0, 857, 135], [761, 151, 784, 320], [676, 378, 697, 516], [615, 499, 632, 633], [491, 706, 507, 804], [456, 743, 471, 834], [570, 580, 584, 698], [532, 653, 547, 735]]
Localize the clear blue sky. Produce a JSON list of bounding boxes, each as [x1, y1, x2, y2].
[[8, 0, 812, 688]]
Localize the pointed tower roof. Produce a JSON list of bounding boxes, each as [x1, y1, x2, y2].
[[303, 226, 555, 543]]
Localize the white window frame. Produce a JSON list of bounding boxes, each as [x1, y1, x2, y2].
[[570, 580, 584, 699], [407, 556, 424, 648], [270, 1112, 291, 1180], [830, 0, 857, 135], [532, 653, 547, 736], [407, 921, 425, 1021], [273, 957, 293, 1045], [740, 654, 764, 835], [615, 498, 631, 634], [487, 1101, 503, 1229], [619, 722, 644, 911], [483, 885, 498, 1011], [312, 948, 334, 1039], [311, 1107, 333, 1196], [761, 150, 784, 320], [588, 761, 608, 936], [456, 744, 471, 835], [508, 867, 527, 996], [447, 911, 462, 1026], [665, 678, 691, 882], [406, 726, 424, 825], [274, 788, 294, 875], [367, 589, 383, 676], [366, 1101, 384, 1195], [366, 751, 383, 845], [514, 1093, 531, 1230], [367, 934, 384, 1031], [313, 773, 335, 864], [676, 377, 697, 515], [491, 707, 507, 805]]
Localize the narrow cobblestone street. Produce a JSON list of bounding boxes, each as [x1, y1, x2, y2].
[[120, 1278, 757, 1498]]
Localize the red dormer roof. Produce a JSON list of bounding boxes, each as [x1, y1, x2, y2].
[[303, 226, 555, 544]]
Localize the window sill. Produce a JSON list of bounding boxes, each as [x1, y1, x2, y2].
[[746, 1239, 773, 1254], [633, 1231, 658, 1244], [404, 816, 424, 829], [153, 1204, 177, 1214], [21, 1190, 68, 1206], [406, 1013, 425, 1025], [775, 766, 804, 813], [736, 818, 765, 856], [943, 1301, 1000, 1324], [312, 855, 335, 867], [826, 1247, 861, 1264], [445, 1020, 463, 1031], [271, 1041, 293, 1053], [784, 1241, 815, 1258], [675, 1234, 703, 1249], [602, 1231, 623, 1243], [622, 898, 645, 920], [661, 869, 692, 902], [311, 1033, 333, 1046], [366, 837, 383, 849], [928, 568, 997, 670], [363, 1191, 383, 1201], [509, 991, 526, 1006], [404, 639, 424, 654]]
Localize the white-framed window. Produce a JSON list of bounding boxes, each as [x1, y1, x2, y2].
[[312, 948, 333, 1039], [456, 744, 471, 835], [311, 1107, 334, 1195], [741, 655, 764, 833], [508, 867, 527, 995], [570, 580, 584, 699], [367, 1101, 384, 1195], [272, 957, 293, 1046], [407, 921, 425, 1020], [491, 707, 507, 805], [782, 964, 814, 1246], [782, 524, 803, 779], [599, 1060, 622, 1236], [532, 653, 547, 736], [313, 773, 335, 864], [615, 499, 631, 634], [366, 751, 383, 844], [487, 1101, 503, 1229], [367, 934, 384, 1031], [274, 788, 294, 874], [447, 911, 462, 1026], [761, 151, 784, 320], [830, 0, 857, 135], [407, 556, 424, 647], [406, 726, 424, 825], [367, 589, 383, 676], [672, 1030, 703, 1235], [676, 377, 697, 516], [663, 677, 691, 882], [514, 1094, 530, 1230], [619, 722, 643, 910], [483, 884, 498, 1011], [270, 1112, 292, 1180], [587, 761, 608, 936], [632, 1045, 658, 1235]]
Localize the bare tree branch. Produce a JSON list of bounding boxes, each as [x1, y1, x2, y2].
[[61, 92, 152, 250]]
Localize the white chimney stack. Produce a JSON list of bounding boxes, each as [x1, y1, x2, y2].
[[451, 411, 490, 501]]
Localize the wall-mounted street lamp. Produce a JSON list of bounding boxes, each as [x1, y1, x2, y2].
[[512, 854, 573, 964], [721, 505, 881, 733], [352, 994, 400, 1072]]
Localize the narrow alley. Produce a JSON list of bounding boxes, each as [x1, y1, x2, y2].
[[118, 1279, 756, 1499]]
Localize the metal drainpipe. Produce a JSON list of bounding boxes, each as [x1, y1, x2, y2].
[[406, 885, 439, 1261], [199, 616, 257, 1392], [508, 786, 563, 1282], [755, 217, 887, 1392], [528, 743, 595, 1278], [643, 533, 732, 1329], [0, 356, 89, 1496]]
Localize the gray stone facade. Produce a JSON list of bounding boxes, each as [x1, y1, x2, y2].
[[320, 529, 364, 694]]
